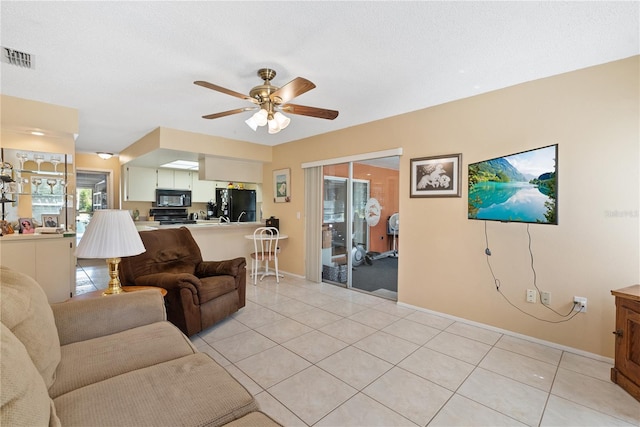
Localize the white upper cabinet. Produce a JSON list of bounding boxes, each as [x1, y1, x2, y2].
[[156, 168, 174, 189], [124, 166, 204, 201], [173, 171, 192, 190], [157, 169, 191, 190], [192, 175, 215, 203], [124, 166, 156, 202]]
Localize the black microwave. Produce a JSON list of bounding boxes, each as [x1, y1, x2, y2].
[[155, 189, 192, 207]]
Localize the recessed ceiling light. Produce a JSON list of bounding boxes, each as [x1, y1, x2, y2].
[[160, 160, 199, 170], [31, 131, 45, 136]]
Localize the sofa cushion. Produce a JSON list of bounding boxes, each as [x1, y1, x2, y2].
[[224, 411, 283, 427], [54, 353, 259, 427], [199, 275, 238, 303], [0, 323, 61, 427], [49, 321, 197, 398], [0, 266, 61, 389]]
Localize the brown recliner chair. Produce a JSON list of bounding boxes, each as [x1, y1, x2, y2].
[[119, 227, 246, 336]]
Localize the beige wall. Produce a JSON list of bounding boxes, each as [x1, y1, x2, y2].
[[1, 96, 79, 225], [270, 56, 639, 357], [3, 57, 637, 357]]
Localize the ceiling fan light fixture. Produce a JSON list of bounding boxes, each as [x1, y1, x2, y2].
[[245, 117, 258, 131], [267, 118, 281, 134], [254, 109, 268, 126], [273, 111, 290, 130], [245, 109, 268, 131], [195, 68, 338, 134]]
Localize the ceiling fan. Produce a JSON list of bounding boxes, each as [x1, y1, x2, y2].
[[194, 68, 339, 134]]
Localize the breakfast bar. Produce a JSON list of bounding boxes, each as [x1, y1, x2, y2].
[[133, 221, 270, 263]]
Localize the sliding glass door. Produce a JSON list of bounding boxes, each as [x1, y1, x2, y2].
[[321, 165, 349, 285], [321, 157, 399, 300]]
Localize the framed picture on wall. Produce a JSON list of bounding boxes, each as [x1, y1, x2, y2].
[[42, 214, 60, 228], [273, 168, 291, 203], [410, 153, 462, 198]]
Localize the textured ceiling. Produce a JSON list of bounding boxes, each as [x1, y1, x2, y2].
[[1, 1, 638, 156]]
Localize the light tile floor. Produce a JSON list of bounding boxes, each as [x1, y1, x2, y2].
[[76, 259, 640, 426]]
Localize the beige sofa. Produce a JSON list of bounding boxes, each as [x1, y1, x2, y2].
[[0, 266, 281, 427]]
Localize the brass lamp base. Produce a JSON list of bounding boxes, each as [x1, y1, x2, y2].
[[102, 257, 124, 295]]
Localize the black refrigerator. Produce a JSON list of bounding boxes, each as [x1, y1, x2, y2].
[[215, 188, 256, 222]]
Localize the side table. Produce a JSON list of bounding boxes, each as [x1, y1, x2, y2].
[[71, 286, 167, 300], [611, 284, 640, 402]]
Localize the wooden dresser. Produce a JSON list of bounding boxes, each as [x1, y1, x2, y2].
[[611, 285, 640, 402]]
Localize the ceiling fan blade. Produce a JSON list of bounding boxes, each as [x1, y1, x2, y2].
[[194, 81, 258, 104], [202, 107, 256, 120], [281, 103, 339, 120], [270, 77, 316, 104]]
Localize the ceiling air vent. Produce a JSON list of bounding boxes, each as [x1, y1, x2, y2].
[[2, 46, 35, 69]]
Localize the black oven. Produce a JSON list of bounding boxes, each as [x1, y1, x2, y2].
[[155, 189, 192, 207]]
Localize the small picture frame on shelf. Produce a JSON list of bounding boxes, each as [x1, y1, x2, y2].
[[0, 220, 14, 235], [42, 214, 60, 228], [18, 217, 35, 234]]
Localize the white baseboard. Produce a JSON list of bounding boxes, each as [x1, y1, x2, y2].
[[397, 301, 614, 364]]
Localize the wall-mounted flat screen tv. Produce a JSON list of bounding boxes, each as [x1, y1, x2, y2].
[[468, 144, 557, 224]]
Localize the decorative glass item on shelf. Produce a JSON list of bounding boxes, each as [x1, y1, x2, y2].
[[0, 148, 74, 230]]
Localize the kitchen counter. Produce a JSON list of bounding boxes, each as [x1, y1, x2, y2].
[[132, 220, 269, 261], [133, 220, 264, 229]]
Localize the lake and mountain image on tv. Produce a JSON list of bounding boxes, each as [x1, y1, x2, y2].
[[468, 144, 557, 224]]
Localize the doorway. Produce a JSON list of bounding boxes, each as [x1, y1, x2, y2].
[[75, 171, 111, 240], [321, 156, 399, 299]]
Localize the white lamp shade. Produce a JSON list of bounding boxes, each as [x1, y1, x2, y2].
[[76, 210, 146, 258], [273, 112, 290, 130]]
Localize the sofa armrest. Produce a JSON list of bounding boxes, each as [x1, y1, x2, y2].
[[196, 257, 246, 278], [51, 290, 166, 345]]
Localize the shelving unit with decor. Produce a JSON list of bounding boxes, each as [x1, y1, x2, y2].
[[1, 165, 16, 224], [0, 149, 77, 302], [0, 148, 75, 230]]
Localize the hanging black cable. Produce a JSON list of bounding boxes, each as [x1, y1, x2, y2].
[[484, 221, 581, 323]]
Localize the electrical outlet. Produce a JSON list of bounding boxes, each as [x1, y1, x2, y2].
[[574, 296, 587, 312], [541, 291, 551, 305], [526, 289, 536, 303]]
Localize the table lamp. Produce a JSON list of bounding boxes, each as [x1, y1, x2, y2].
[[76, 209, 146, 295]]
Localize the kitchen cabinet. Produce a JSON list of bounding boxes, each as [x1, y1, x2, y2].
[[124, 166, 156, 202], [192, 175, 215, 203], [1, 234, 76, 302], [611, 285, 640, 401], [174, 171, 191, 190], [156, 168, 174, 189], [158, 169, 191, 190], [125, 167, 197, 202]]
